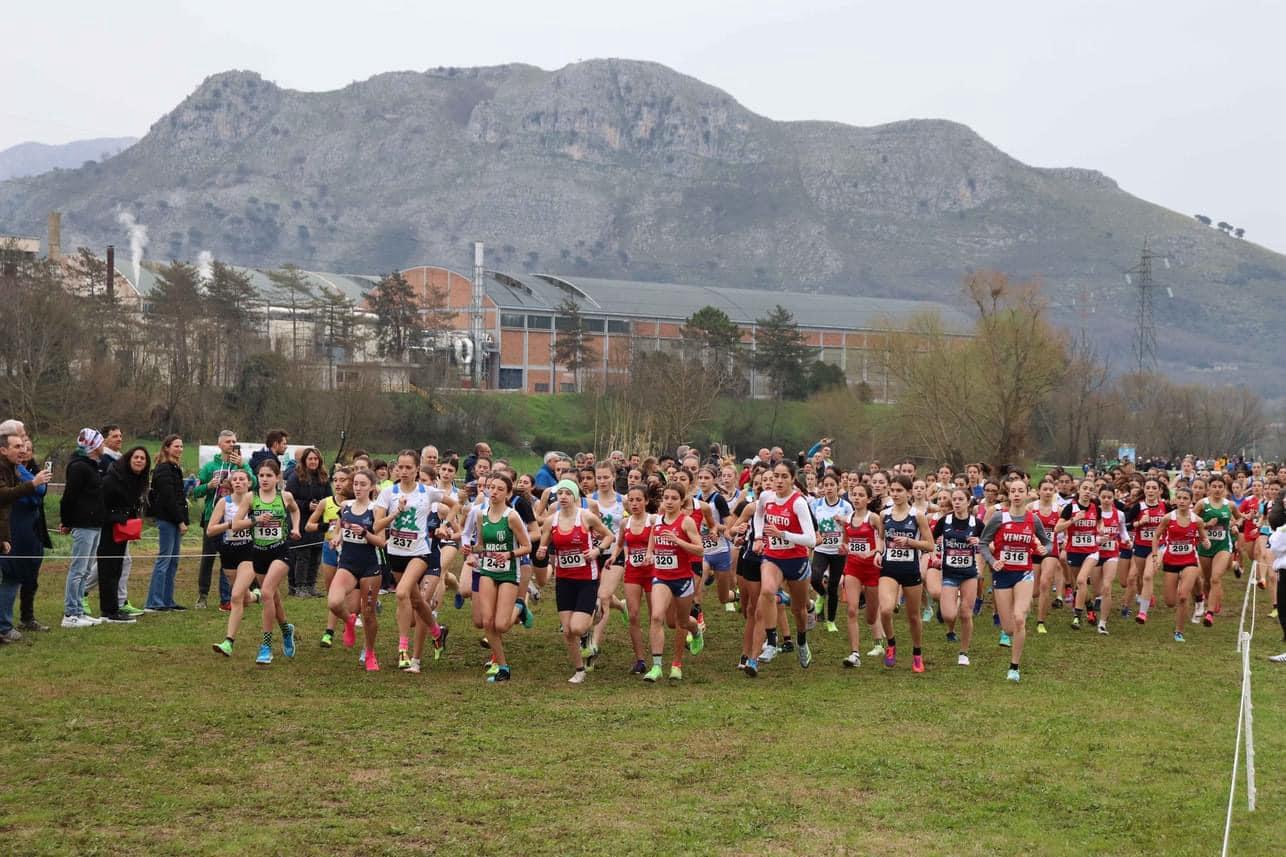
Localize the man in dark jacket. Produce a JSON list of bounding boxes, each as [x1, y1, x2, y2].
[[249, 429, 289, 476], [60, 428, 106, 628], [0, 429, 51, 643]]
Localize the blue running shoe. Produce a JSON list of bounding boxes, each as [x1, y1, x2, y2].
[[256, 644, 273, 665], [282, 623, 296, 658]]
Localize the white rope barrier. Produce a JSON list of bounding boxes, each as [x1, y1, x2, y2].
[[1221, 579, 1258, 857]]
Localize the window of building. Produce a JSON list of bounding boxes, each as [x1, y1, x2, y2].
[[607, 319, 630, 334], [583, 318, 605, 333], [498, 368, 523, 389], [554, 315, 575, 331], [534, 382, 550, 393], [527, 315, 552, 329], [560, 382, 576, 393], [500, 313, 525, 328]]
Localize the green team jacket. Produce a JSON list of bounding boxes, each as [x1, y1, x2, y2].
[[192, 457, 257, 525]]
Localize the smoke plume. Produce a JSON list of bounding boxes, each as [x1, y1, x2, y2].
[[197, 250, 214, 285], [116, 210, 149, 286]]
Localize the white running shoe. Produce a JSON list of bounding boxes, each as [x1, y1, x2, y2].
[[1097, 622, 1109, 635], [1268, 652, 1286, 663], [958, 653, 971, 666], [61, 615, 95, 628], [759, 643, 779, 663], [568, 669, 587, 684], [842, 651, 861, 668], [82, 615, 104, 625], [1190, 601, 1204, 624], [867, 642, 885, 657]]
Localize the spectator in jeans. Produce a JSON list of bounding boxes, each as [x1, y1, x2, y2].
[[0, 429, 51, 643], [98, 446, 150, 622], [146, 435, 189, 611], [15, 435, 52, 631], [84, 425, 141, 614], [192, 430, 255, 609], [60, 428, 106, 628], [285, 447, 329, 597]]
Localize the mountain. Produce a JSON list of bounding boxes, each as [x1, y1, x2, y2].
[[0, 137, 137, 181], [0, 61, 1282, 390]]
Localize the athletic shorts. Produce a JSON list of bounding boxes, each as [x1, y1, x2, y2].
[[624, 566, 654, 589], [766, 555, 810, 582], [1118, 547, 1133, 561], [993, 570, 1034, 590], [844, 563, 880, 588], [1163, 562, 1195, 574], [1132, 545, 1152, 559], [1068, 552, 1099, 568], [555, 577, 598, 614], [530, 540, 548, 569], [220, 545, 253, 571], [252, 546, 289, 576], [477, 569, 519, 586], [880, 564, 922, 588], [653, 576, 695, 600], [340, 559, 382, 579], [704, 550, 732, 573], [321, 543, 339, 567], [388, 553, 430, 575], [737, 555, 762, 584], [942, 571, 979, 587]]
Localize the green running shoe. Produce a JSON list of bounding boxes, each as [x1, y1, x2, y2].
[[669, 664, 683, 681], [320, 629, 334, 648], [212, 639, 233, 657], [642, 665, 662, 683], [689, 630, 705, 656]]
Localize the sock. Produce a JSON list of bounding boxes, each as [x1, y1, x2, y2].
[[575, 666, 586, 673], [279, 621, 289, 634], [399, 636, 409, 650], [262, 631, 272, 647], [739, 655, 748, 665], [224, 636, 234, 644], [887, 636, 897, 648], [766, 629, 778, 646], [499, 664, 510, 673], [652, 654, 663, 668], [912, 646, 922, 656], [1074, 607, 1083, 617], [798, 630, 807, 646], [783, 634, 792, 644], [516, 598, 527, 617], [690, 603, 702, 619], [1009, 662, 1019, 671]]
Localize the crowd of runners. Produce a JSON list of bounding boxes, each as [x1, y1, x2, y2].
[[2, 419, 1285, 681]]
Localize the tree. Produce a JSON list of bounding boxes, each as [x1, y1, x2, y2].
[[1234, 227, 1245, 239], [148, 261, 204, 432], [0, 258, 87, 431], [267, 264, 317, 360], [553, 297, 597, 393], [1194, 214, 1212, 227], [617, 347, 722, 450], [313, 285, 358, 390], [369, 270, 422, 360], [204, 260, 259, 386], [1216, 221, 1232, 234], [804, 360, 846, 396], [682, 305, 745, 395], [753, 304, 809, 400]]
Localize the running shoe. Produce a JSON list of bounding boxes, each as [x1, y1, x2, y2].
[[998, 631, 1011, 647], [256, 644, 273, 665], [867, 642, 886, 657], [619, 603, 630, 628], [406, 658, 422, 674], [195, 596, 208, 610], [759, 643, 778, 662], [843, 652, 861, 668], [568, 669, 587, 684], [1051, 596, 1063, 609], [643, 665, 662, 682], [480, 636, 492, 650], [487, 666, 511, 682], [1135, 611, 1148, 625], [1036, 622, 1047, 635], [945, 631, 959, 643], [486, 661, 501, 677], [249, 589, 260, 604], [826, 621, 838, 633], [737, 656, 747, 671], [1174, 631, 1185, 643], [1268, 652, 1286, 663], [921, 604, 933, 623], [218, 602, 232, 612], [669, 664, 683, 681], [992, 612, 1000, 627], [433, 626, 449, 660], [81, 597, 91, 615], [814, 595, 825, 615], [364, 650, 380, 672], [18, 620, 49, 632], [1191, 601, 1205, 624], [101, 613, 136, 624], [282, 624, 296, 658], [883, 645, 896, 668], [520, 601, 534, 629], [689, 631, 705, 656], [212, 639, 233, 657], [1271, 608, 1279, 619], [1097, 622, 1109, 636], [1070, 616, 1082, 630], [1087, 608, 1098, 625], [454, 592, 465, 610], [120, 603, 144, 617], [630, 660, 646, 675], [696, 610, 706, 633], [358, 648, 367, 665], [320, 629, 334, 648], [342, 613, 357, 648], [1120, 607, 1131, 619], [776, 590, 791, 606], [398, 650, 412, 670], [912, 654, 924, 673], [780, 640, 796, 653], [797, 643, 812, 669], [724, 602, 737, 613], [805, 610, 817, 631], [1203, 611, 1215, 627], [744, 658, 759, 677], [1006, 668, 1021, 682], [958, 653, 970, 666], [858, 593, 866, 609], [973, 597, 983, 616]]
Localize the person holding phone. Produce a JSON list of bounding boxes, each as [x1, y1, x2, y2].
[[192, 430, 255, 609]]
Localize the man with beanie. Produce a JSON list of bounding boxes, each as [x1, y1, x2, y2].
[[60, 428, 106, 628]]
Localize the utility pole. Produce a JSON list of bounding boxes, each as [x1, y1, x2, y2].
[[471, 242, 485, 388], [1128, 239, 1159, 374]]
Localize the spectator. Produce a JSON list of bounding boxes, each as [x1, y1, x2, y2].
[[193, 430, 255, 609], [285, 447, 329, 597], [145, 435, 189, 612], [249, 429, 289, 476], [0, 429, 51, 643], [419, 445, 439, 471], [534, 451, 561, 491], [15, 435, 52, 632], [98, 446, 150, 622], [60, 428, 106, 628], [463, 441, 493, 484], [85, 424, 139, 614]]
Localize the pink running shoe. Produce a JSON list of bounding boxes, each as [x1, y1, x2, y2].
[[343, 613, 358, 648], [912, 654, 925, 673], [1135, 611, 1148, 625], [883, 645, 896, 668], [364, 649, 380, 672]]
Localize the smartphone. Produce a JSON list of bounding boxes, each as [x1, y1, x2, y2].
[[43, 460, 53, 473]]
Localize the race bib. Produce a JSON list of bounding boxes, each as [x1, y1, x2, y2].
[[1207, 526, 1226, 542], [885, 547, 914, 562], [390, 531, 416, 550], [653, 552, 679, 570], [819, 531, 841, 549], [628, 549, 647, 567], [340, 525, 365, 544], [1071, 533, 1096, 548], [1000, 549, 1028, 566], [557, 552, 587, 569], [479, 554, 508, 572], [1170, 543, 1194, 555], [1139, 527, 1156, 542], [768, 536, 792, 551], [702, 535, 719, 551], [226, 530, 251, 546], [847, 538, 869, 554], [946, 553, 973, 569], [257, 524, 283, 542], [1099, 538, 1117, 552]]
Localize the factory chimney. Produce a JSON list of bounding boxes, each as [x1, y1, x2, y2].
[[105, 244, 115, 301], [47, 212, 61, 261]]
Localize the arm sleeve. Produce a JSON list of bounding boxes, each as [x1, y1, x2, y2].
[[782, 495, 817, 548], [931, 517, 945, 539], [1032, 517, 1051, 550], [714, 495, 730, 518], [806, 440, 823, 459], [1060, 504, 1074, 521], [979, 512, 1002, 567]]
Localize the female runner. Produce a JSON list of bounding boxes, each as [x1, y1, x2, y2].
[[326, 468, 387, 671], [1150, 487, 1210, 642], [1056, 479, 1101, 632], [748, 461, 818, 675], [642, 483, 705, 682], [1094, 483, 1130, 635], [875, 474, 935, 673], [932, 488, 983, 664], [809, 472, 852, 634], [1127, 477, 1168, 624], [589, 462, 629, 659], [1032, 478, 1062, 635], [610, 486, 657, 674], [209, 470, 261, 657], [463, 473, 531, 683], [839, 482, 883, 667], [1195, 475, 1238, 626], [980, 480, 1050, 682], [307, 466, 352, 648], [696, 466, 737, 614], [535, 480, 614, 684], [230, 459, 301, 666]]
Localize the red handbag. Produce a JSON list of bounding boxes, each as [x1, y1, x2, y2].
[[113, 518, 143, 543]]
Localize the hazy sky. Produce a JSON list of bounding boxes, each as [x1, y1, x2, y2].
[[5, 0, 1284, 252]]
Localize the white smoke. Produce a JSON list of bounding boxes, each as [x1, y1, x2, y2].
[[197, 250, 214, 285], [116, 210, 149, 287]]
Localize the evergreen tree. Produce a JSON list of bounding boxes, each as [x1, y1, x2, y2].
[[752, 304, 809, 400]]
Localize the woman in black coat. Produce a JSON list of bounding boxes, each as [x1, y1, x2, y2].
[[98, 446, 151, 622], [285, 447, 329, 596]]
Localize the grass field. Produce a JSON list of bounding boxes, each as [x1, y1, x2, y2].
[[2, 553, 1282, 856]]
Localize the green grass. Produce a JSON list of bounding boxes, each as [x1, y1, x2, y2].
[[2, 554, 1282, 856]]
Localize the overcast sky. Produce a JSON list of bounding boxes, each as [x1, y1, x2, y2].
[[5, 0, 1284, 252]]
